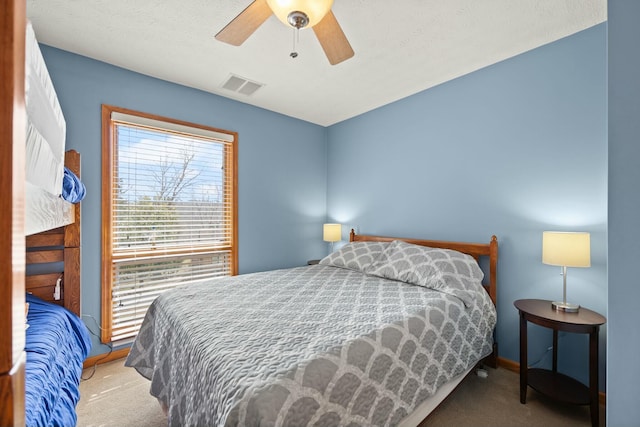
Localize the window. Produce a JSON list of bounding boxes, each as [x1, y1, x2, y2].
[[101, 105, 237, 343]]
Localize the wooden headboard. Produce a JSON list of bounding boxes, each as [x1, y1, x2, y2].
[[25, 150, 82, 316], [350, 230, 499, 367]]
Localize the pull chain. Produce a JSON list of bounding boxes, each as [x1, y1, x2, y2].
[[290, 27, 299, 58]]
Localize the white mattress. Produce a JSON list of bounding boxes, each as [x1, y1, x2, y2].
[[24, 22, 73, 235], [25, 181, 74, 236], [25, 21, 65, 196]]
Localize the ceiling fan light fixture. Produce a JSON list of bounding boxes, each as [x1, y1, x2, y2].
[[266, 0, 334, 28], [287, 11, 309, 29], [215, 0, 354, 65]]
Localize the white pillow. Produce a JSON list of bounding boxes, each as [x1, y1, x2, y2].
[[366, 240, 484, 307], [319, 241, 389, 272]]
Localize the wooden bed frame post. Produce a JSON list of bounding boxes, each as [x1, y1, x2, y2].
[[486, 235, 499, 368], [0, 0, 27, 425], [64, 151, 81, 316]]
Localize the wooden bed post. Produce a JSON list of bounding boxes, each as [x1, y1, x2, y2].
[[485, 235, 499, 369], [489, 235, 498, 305], [0, 0, 27, 425], [64, 151, 81, 316]]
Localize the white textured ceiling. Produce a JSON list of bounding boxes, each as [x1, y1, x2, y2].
[[26, 0, 606, 126]]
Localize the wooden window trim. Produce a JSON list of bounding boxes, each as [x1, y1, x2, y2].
[[100, 104, 238, 343]]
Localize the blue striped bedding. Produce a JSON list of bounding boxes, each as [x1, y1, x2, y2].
[[25, 294, 91, 427]]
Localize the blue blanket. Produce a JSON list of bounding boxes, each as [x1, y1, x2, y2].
[[61, 167, 86, 203], [25, 294, 91, 427]]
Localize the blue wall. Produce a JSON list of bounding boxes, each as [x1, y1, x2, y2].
[[327, 24, 608, 388], [41, 23, 610, 392], [40, 46, 329, 356], [608, 0, 640, 425]]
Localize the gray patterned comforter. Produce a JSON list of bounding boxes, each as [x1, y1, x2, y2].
[[126, 264, 496, 427]]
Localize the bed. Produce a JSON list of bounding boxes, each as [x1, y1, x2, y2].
[[126, 230, 498, 426], [24, 294, 91, 427], [24, 220, 90, 427], [0, 18, 89, 427]]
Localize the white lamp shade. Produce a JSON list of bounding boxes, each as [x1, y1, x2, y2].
[[323, 223, 341, 242], [266, 0, 334, 27], [542, 231, 591, 267]]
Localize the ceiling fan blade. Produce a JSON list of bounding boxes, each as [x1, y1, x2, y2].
[[215, 0, 273, 46], [312, 10, 354, 65]]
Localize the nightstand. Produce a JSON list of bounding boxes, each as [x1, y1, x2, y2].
[[514, 299, 606, 427]]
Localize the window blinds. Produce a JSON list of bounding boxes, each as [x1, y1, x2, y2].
[[106, 111, 236, 343]]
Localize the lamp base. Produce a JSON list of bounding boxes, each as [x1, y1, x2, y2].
[[551, 301, 580, 313]]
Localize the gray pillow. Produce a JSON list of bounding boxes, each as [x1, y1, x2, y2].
[[365, 240, 484, 307], [319, 241, 389, 272]]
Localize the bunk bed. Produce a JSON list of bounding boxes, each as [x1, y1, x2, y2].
[[0, 13, 90, 426], [24, 149, 90, 427]]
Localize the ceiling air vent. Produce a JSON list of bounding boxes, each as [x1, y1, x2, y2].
[[221, 74, 264, 96]]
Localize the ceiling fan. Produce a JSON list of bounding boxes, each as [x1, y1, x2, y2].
[[215, 0, 354, 65]]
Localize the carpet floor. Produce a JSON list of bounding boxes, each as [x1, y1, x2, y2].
[[76, 360, 604, 426]]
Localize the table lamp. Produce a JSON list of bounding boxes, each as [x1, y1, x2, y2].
[[542, 231, 591, 313], [323, 223, 341, 253]]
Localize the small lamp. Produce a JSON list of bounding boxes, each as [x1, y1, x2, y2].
[[542, 231, 591, 313], [323, 223, 342, 253]]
